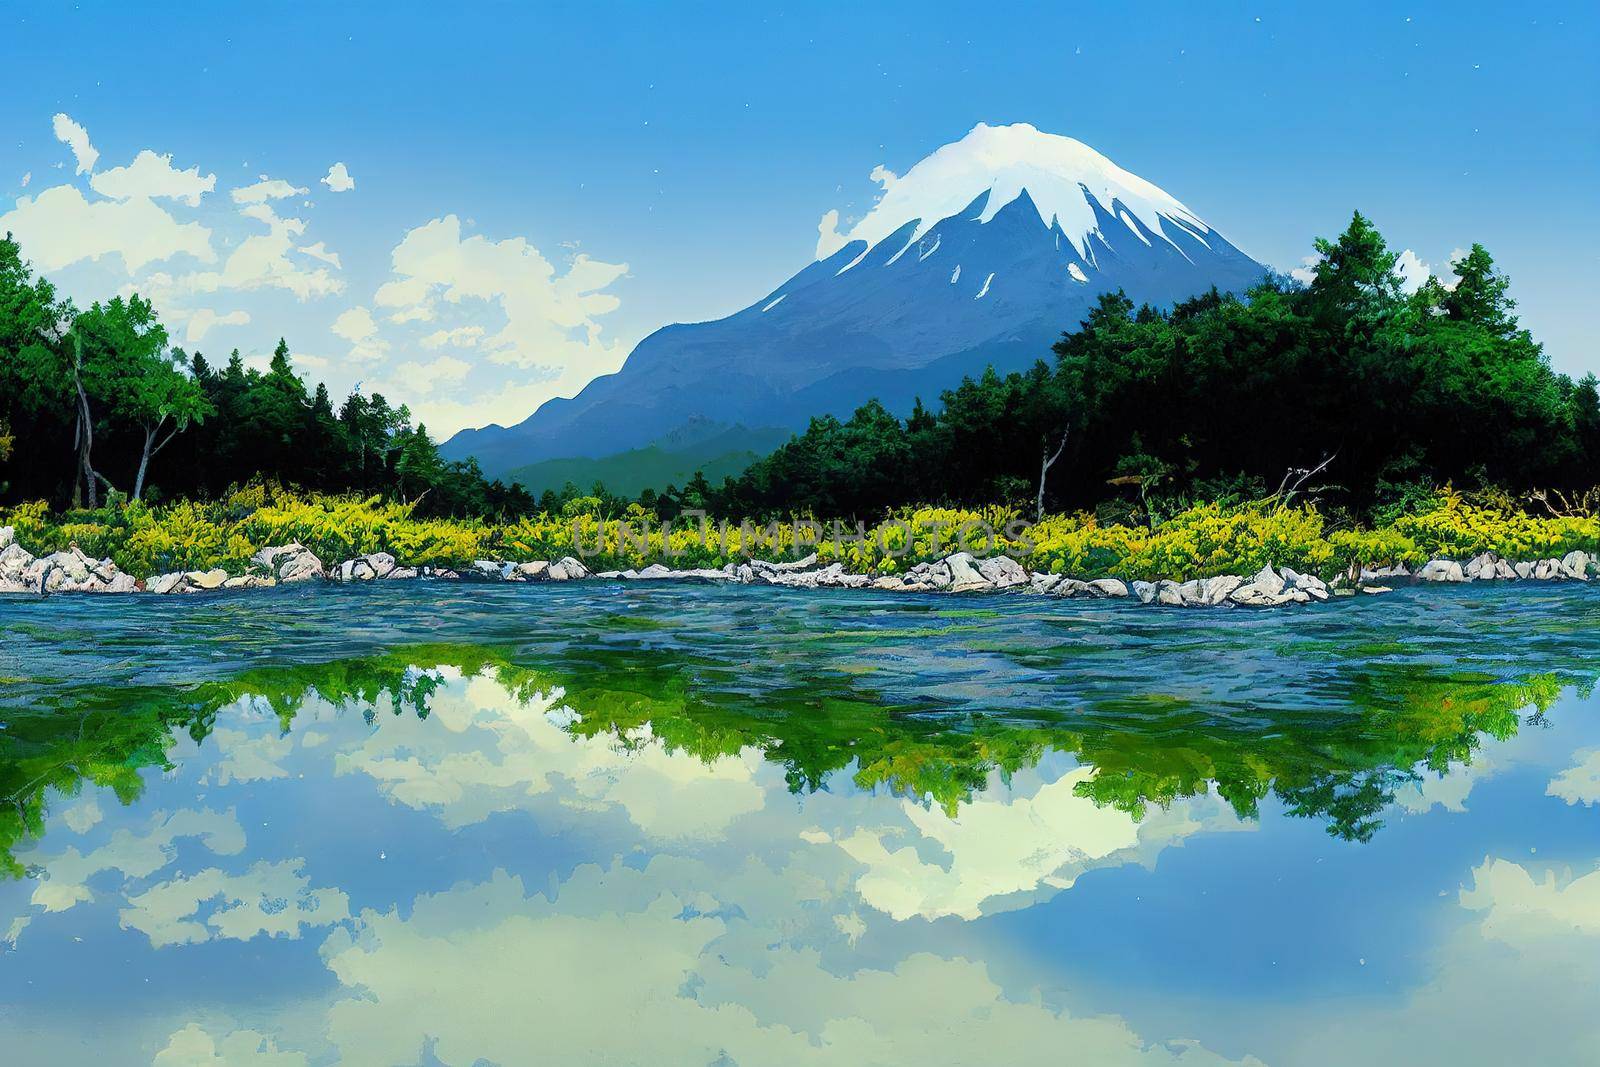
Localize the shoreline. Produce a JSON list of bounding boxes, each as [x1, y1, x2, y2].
[[2, 527, 1594, 608]]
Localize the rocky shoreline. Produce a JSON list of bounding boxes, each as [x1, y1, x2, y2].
[[0, 525, 1593, 607]]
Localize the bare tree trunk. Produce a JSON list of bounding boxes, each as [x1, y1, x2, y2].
[[132, 416, 177, 502], [133, 427, 154, 502], [75, 381, 97, 509], [1036, 430, 1069, 521]]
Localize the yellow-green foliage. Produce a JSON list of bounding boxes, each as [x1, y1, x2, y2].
[[1392, 488, 1600, 561], [1, 486, 1594, 582]]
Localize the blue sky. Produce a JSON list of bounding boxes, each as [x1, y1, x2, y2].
[[4, 2, 1595, 435]]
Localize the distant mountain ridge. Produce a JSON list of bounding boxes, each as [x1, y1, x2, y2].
[[445, 123, 1268, 478]]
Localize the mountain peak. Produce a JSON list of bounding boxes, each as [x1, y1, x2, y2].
[[817, 122, 1209, 261]]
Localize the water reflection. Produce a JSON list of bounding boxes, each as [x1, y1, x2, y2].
[[1, 586, 1599, 1064]]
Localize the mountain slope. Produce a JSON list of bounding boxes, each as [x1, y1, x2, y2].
[[505, 424, 790, 498], [445, 123, 1267, 476]]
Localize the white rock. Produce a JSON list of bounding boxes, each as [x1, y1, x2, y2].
[[185, 568, 229, 590], [1087, 578, 1129, 598], [944, 552, 991, 592], [1417, 559, 1468, 583], [977, 555, 1028, 589], [1132, 580, 1157, 604], [1030, 573, 1064, 594], [147, 572, 189, 595], [1560, 550, 1591, 580]]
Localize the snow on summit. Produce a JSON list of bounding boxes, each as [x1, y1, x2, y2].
[[817, 122, 1209, 260]]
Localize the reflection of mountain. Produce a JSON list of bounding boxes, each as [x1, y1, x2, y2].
[[5, 643, 1590, 876]]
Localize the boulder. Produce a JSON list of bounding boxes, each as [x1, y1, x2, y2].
[[184, 568, 229, 590], [547, 556, 591, 581], [471, 559, 515, 580], [1514, 560, 1535, 580], [1465, 552, 1500, 580], [1030, 573, 1064, 594], [871, 575, 906, 590], [1200, 574, 1245, 605], [1534, 558, 1559, 580], [907, 560, 954, 590], [0, 525, 13, 550], [253, 543, 325, 583], [750, 553, 819, 574], [1230, 565, 1286, 606], [1560, 550, 1592, 581], [1054, 578, 1094, 598], [223, 575, 276, 589], [1087, 578, 1129, 598], [943, 552, 991, 593], [515, 561, 551, 581], [147, 572, 190, 595], [1417, 559, 1468, 583], [1132, 580, 1157, 604], [385, 566, 419, 580], [976, 555, 1028, 589], [1155, 580, 1185, 606], [1279, 567, 1329, 602], [1361, 564, 1412, 581]]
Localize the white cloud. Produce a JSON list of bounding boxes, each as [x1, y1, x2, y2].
[[90, 149, 216, 206], [173, 202, 343, 301], [386, 355, 473, 396], [321, 162, 354, 193], [1289, 253, 1320, 286], [298, 240, 341, 268], [331, 306, 379, 343], [52, 113, 98, 174], [381, 215, 628, 378], [0, 184, 215, 272], [1394, 248, 1431, 294], [184, 308, 251, 345], [419, 325, 485, 349], [816, 207, 847, 258], [230, 176, 309, 204], [330, 305, 388, 363], [1548, 748, 1600, 806]]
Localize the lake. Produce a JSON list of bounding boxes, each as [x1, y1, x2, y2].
[[2, 583, 1597, 1065]]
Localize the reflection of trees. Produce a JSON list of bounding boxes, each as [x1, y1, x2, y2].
[[3, 643, 1592, 875]]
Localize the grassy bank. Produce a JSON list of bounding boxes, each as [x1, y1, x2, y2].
[[3, 484, 1598, 583]]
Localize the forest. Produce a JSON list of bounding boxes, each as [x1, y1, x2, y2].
[[2, 213, 1596, 524]]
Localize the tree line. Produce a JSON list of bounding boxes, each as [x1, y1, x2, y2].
[[5, 213, 1597, 523], [0, 235, 534, 516], [640, 212, 1598, 523]]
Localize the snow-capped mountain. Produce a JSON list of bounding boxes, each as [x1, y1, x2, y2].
[[445, 123, 1266, 478]]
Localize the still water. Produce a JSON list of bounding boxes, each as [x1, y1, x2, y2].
[[1, 582, 1597, 1065]]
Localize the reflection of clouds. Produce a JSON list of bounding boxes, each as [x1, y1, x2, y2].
[[1547, 748, 1600, 807], [122, 858, 350, 948], [60, 796, 103, 834], [208, 726, 296, 785], [1461, 856, 1600, 942], [320, 861, 1260, 1067], [334, 670, 766, 839], [1394, 754, 1501, 815], [816, 768, 1249, 921], [26, 807, 244, 913], [153, 1022, 310, 1066], [1282, 853, 1600, 1064]]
